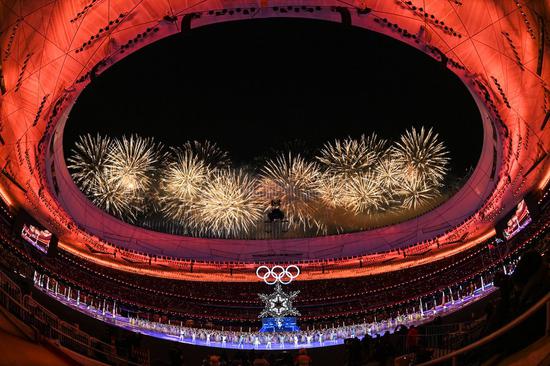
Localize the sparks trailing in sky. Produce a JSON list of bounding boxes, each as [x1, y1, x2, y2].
[[189, 169, 263, 237], [181, 140, 231, 169], [392, 126, 450, 187], [259, 153, 323, 231], [67, 133, 111, 196], [159, 149, 212, 222], [68, 134, 162, 220], [106, 135, 162, 197], [68, 127, 450, 238], [343, 173, 388, 214], [316, 133, 386, 177]]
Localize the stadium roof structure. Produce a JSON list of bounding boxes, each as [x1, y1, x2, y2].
[[0, 0, 548, 276]]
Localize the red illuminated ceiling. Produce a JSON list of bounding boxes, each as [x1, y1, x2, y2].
[[0, 0, 548, 275]]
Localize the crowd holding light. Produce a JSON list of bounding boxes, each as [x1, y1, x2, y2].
[[68, 127, 450, 238]]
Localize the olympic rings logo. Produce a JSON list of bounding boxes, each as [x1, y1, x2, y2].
[[256, 265, 300, 285]]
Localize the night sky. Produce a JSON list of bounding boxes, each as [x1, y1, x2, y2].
[[64, 18, 482, 175]]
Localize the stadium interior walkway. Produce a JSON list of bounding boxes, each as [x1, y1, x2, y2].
[[0, 308, 74, 366], [482, 336, 550, 366]]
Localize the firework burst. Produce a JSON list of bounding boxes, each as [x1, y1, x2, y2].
[[68, 126, 450, 237], [375, 157, 404, 192], [342, 173, 387, 214], [316, 172, 347, 208], [397, 178, 439, 210], [182, 140, 230, 169], [259, 153, 322, 229], [160, 149, 211, 221], [361, 133, 388, 162], [316, 133, 386, 176], [67, 133, 112, 194], [90, 177, 139, 220], [190, 169, 262, 238], [392, 126, 449, 186], [106, 135, 162, 196]]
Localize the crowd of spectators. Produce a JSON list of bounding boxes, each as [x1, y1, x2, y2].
[[1, 202, 547, 332], [0, 192, 547, 364], [0, 226, 516, 325], [167, 242, 550, 366], [462, 248, 550, 364], [196, 348, 312, 366]]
